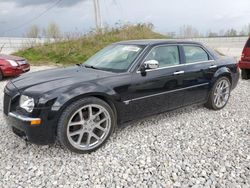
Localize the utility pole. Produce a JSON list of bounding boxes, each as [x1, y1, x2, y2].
[[93, 0, 102, 30]]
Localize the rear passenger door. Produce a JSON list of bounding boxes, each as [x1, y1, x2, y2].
[[180, 45, 217, 105]]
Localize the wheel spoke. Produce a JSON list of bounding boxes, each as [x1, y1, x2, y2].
[[78, 110, 84, 121], [98, 117, 107, 124], [77, 132, 84, 144], [221, 95, 227, 105], [91, 132, 101, 140], [222, 91, 230, 95], [222, 84, 229, 90], [216, 95, 221, 106], [95, 124, 106, 131], [69, 121, 82, 126], [217, 97, 222, 106], [69, 129, 83, 136], [214, 95, 219, 104], [92, 110, 104, 120], [86, 133, 91, 146], [88, 106, 93, 119], [220, 81, 226, 89]]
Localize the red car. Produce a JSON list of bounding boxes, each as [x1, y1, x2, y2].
[[239, 37, 250, 79], [0, 54, 30, 80]]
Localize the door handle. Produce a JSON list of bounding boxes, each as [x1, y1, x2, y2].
[[173, 71, 185, 75], [209, 65, 217, 69]]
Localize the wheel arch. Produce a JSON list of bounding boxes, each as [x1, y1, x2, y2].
[[212, 67, 232, 86], [54, 92, 118, 123]]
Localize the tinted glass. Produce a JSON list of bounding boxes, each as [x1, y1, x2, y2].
[[84, 44, 144, 72], [145, 46, 180, 68], [183, 46, 209, 63]]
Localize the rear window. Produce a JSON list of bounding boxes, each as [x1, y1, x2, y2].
[[183, 46, 209, 63], [246, 38, 250, 48]]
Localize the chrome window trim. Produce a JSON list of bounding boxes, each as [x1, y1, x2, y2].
[[136, 43, 215, 73], [136, 60, 215, 73], [123, 82, 209, 104]]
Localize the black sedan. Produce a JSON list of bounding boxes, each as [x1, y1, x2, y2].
[[3, 40, 239, 153]]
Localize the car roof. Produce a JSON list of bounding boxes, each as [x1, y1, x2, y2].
[[115, 39, 202, 46]]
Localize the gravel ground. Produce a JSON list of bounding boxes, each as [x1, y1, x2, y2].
[[0, 66, 249, 188]]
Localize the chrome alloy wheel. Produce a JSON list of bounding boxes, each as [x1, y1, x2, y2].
[[213, 79, 230, 108], [66, 104, 111, 150]]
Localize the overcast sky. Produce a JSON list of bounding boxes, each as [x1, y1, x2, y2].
[[0, 0, 250, 37]]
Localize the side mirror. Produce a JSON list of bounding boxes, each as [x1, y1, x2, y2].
[[144, 60, 159, 70]]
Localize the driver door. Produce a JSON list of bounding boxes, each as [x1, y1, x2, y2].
[[122, 45, 187, 121]]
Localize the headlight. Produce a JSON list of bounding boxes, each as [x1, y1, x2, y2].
[[7, 60, 18, 67], [20, 95, 35, 113]]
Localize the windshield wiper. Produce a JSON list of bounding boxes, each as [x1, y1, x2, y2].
[[76, 63, 83, 67], [84, 65, 100, 70]]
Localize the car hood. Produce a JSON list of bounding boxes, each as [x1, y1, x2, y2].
[[11, 66, 114, 94]]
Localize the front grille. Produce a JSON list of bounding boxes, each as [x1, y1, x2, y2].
[[17, 60, 27, 65], [3, 93, 11, 115]]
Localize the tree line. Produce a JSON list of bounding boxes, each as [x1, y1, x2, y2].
[[167, 24, 250, 38], [25, 22, 250, 39], [25, 22, 61, 38]]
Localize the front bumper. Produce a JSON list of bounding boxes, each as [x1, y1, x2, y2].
[[8, 112, 41, 122], [3, 86, 57, 145], [4, 111, 56, 145]]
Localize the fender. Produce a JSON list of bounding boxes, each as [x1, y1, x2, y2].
[[211, 66, 232, 85], [50, 82, 119, 112]]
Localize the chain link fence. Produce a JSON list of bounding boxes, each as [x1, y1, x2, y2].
[[0, 36, 248, 59]]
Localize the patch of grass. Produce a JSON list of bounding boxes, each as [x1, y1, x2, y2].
[[14, 24, 168, 66]]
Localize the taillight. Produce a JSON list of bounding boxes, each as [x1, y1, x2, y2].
[[241, 53, 245, 59]]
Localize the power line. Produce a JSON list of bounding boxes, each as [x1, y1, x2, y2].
[[2, 0, 62, 34], [93, 0, 102, 30], [113, 0, 124, 21]]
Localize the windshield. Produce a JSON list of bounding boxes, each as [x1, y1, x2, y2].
[[84, 44, 144, 72]]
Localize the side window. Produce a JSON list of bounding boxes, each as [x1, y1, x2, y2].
[[145, 46, 180, 68], [183, 46, 209, 63]]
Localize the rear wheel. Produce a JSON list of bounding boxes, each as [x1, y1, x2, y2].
[[241, 69, 250, 80], [205, 77, 231, 110], [57, 97, 115, 153]]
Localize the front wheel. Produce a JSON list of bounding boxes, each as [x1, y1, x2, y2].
[[57, 97, 116, 153], [205, 77, 231, 110]]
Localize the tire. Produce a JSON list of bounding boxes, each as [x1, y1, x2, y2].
[[0, 70, 3, 81], [241, 69, 248, 79], [241, 69, 250, 80], [205, 77, 231, 110], [57, 97, 116, 154]]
